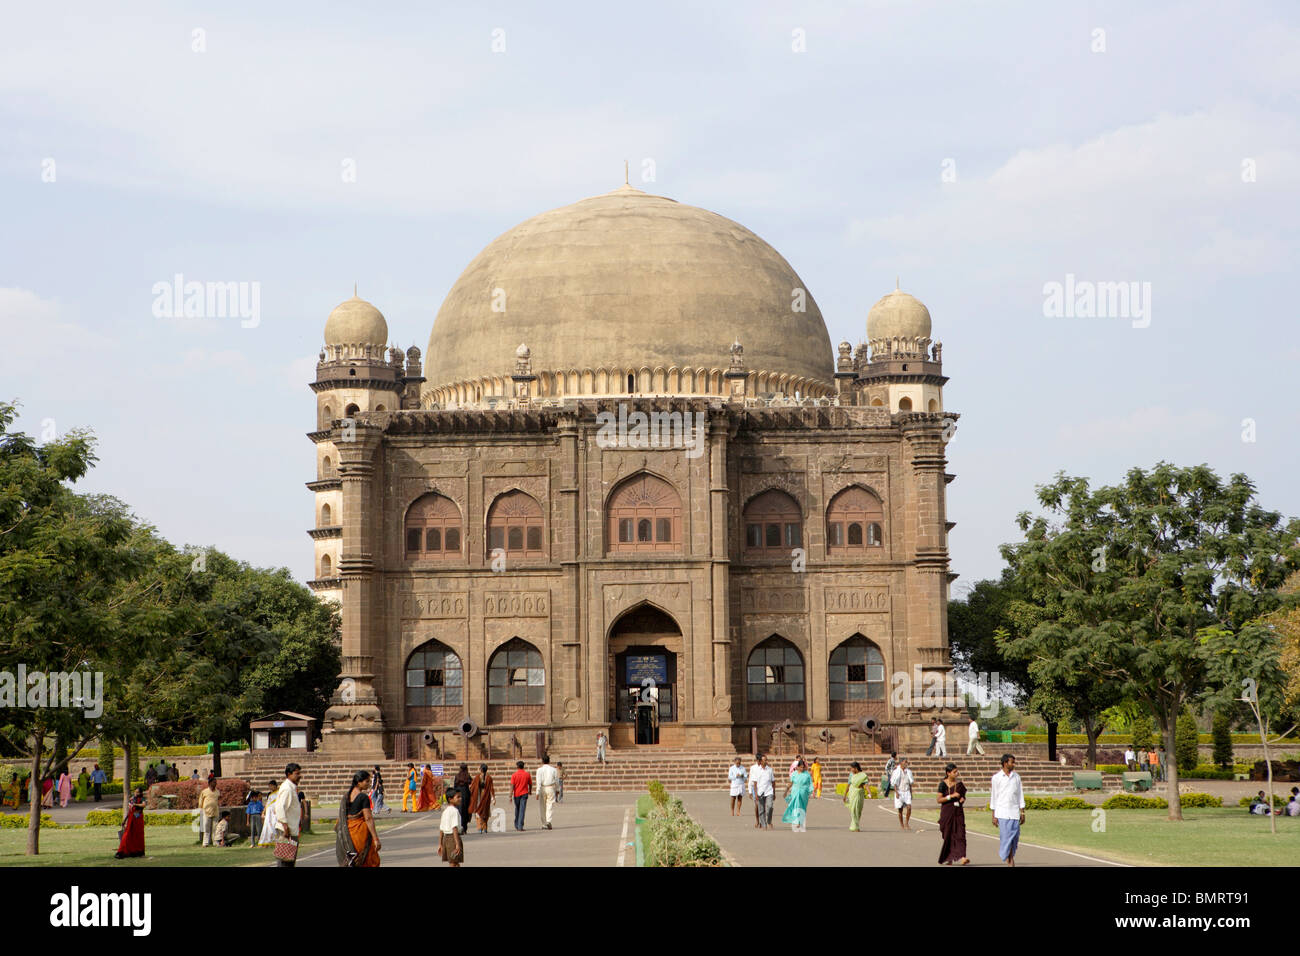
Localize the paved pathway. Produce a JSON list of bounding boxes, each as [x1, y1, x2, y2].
[[678, 791, 1124, 867], [298, 792, 637, 867]]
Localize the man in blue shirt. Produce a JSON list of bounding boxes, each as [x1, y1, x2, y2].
[[90, 763, 107, 803]]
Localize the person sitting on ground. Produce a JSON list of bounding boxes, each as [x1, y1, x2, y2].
[[1287, 788, 1300, 817], [1249, 790, 1272, 815], [215, 810, 232, 847]]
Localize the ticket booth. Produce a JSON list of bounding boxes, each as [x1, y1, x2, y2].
[[250, 711, 317, 752]]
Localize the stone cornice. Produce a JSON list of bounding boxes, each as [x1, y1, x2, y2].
[[310, 379, 404, 394], [308, 527, 342, 540], [307, 577, 342, 590], [307, 429, 332, 443], [306, 479, 342, 492]]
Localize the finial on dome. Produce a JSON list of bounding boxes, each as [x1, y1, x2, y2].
[[354, 282, 358, 297], [624, 159, 629, 186], [895, 276, 900, 291]]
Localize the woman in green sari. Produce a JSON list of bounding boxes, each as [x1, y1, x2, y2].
[[782, 759, 813, 832], [75, 768, 89, 803], [844, 761, 870, 831]]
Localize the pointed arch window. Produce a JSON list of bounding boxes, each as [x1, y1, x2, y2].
[[827, 486, 884, 553], [405, 640, 463, 707], [607, 474, 681, 554], [743, 489, 802, 556], [404, 493, 463, 560], [829, 636, 886, 701], [486, 490, 544, 559], [488, 639, 545, 706]]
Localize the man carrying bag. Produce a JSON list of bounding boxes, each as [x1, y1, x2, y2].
[[271, 763, 303, 867]]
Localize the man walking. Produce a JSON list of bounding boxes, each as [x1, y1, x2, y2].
[[536, 756, 559, 830], [967, 717, 985, 755], [1123, 746, 1136, 771], [881, 751, 898, 797], [197, 776, 220, 847], [925, 719, 938, 756], [90, 763, 106, 803], [596, 731, 608, 765], [934, 719, 947, 757], [990, 753, 1025, 866], [271, 763, 303, 866], [728, 757, 747, 815], [890, 757, 914, 830], [747, 754, 764, 827], [750, 754, 775, 830], [510, 760, 532, 831]]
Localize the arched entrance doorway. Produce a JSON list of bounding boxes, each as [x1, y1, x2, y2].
[[608, 604, 683, 747]]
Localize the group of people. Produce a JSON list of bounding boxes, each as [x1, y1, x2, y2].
[[923, 718, 986, 757], [333, 756, 567, 867], [1249, 787, 1300, 816], [727, 750, 1028, 866], [731, 754, 820, 831], [2, 766, 98, 809], [1122, 746, 1165, 781]]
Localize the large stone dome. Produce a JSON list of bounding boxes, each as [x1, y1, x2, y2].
[[425, 185, 834, 401]]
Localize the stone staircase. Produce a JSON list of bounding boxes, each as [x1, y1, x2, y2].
[[238, 750, 1108, 800]]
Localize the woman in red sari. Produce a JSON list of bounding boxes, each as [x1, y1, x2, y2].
[[414, 765, 442, 812], [336, 770, 381, 867], [115, 787, 146, 859]]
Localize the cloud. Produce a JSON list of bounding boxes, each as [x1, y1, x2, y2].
[[0, 287, 118, 357], [1058, 405, 1226, 446], [847, 103, 1300, 281]]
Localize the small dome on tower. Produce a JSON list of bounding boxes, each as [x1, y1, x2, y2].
[[324, 293, 388, 347], [867, 286, 931, 341]]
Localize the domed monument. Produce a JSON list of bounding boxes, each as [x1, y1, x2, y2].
[[305, 185, 956, 760]]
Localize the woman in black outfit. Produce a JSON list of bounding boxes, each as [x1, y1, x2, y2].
[[937, 762, 969, 865]]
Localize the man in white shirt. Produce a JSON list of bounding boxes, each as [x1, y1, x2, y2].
[[989, 753, 1026, 866], [749, 754, 775, 830], [967, 717, 985, 755], [535, 756, 560, 830], [934, 719, 947, 757], [1123, 747, 1136, 770], [890, 757, 914, 829], [271, 762, 303, 867], [728, 757, 748, 816]]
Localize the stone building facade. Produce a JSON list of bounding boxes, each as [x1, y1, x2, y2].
[[308, 184, 959, 759]]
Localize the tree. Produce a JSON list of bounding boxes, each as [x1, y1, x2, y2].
[[998, 464, 1299, 820], [1130, 715, 1154, 752], [1175, 708, 1199, 772], [1211, 711, 1234, 769], [0, 406, 145, 853]]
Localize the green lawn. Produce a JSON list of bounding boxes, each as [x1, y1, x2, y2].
[[912, 805, 1300, 866], [0, 815, 401, 867]]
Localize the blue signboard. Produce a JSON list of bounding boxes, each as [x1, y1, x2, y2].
[[625, 654, 668, 685]]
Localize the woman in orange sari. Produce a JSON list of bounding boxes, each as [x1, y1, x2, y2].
[[336, 770, 381, 867], [414, 765, 442, 812]]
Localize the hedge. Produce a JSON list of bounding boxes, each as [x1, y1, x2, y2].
[[147, 779, 249, 810], [1100, 793, 1222, 810], [85, 809, 198, 827], [0, 813, 60, 829], [643, 797, 722, 867], [1024, 796, 1094, 810]]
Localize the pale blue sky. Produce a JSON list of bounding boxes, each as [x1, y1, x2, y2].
[[2, 0, 1297, 589]]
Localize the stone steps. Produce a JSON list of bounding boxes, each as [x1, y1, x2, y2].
[[238, 752, 1104, 797]]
